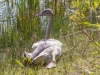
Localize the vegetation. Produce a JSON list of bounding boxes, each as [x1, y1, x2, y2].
[[0, 0, 100, 75]]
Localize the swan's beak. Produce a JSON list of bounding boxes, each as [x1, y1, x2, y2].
[[36, 12, 42, 16]]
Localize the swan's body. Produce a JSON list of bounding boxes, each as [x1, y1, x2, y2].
[[24, 9, 63, 68]]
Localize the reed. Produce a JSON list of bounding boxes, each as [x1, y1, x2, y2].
[[0, 0, 100, 75]]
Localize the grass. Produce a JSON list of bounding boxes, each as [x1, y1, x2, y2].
[[0, 33, 100, 75], [0, 0, 100, 75]]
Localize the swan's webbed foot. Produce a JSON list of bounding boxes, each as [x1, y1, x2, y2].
[[47, 60, 56, 68], [23, 51, 33, 66]]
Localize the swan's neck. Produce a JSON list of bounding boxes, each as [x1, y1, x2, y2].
[[45, 16, 53, 39]]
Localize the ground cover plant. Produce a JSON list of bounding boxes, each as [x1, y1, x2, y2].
[[0, 0, 100, 75]]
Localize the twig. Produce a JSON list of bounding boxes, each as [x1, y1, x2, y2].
[[74, 14, 100, 48], [71, 62, 92, 74], [86, 29, 100, 32], [78, 24, 100, 48], [60, 31, 82, 38], [67, 2, 100, 48]]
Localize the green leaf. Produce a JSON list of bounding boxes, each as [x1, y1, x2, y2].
[[94, 1, 99, 9], [16, 59, 24, 67], [29, 69, 34, 75], [83, 22, 92, 26], [90, 51, 98, 55]]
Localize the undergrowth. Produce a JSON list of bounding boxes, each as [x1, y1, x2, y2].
[[0, 0, 100, 75]]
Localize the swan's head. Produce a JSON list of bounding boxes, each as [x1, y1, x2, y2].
[[36, 9, 54, 17]]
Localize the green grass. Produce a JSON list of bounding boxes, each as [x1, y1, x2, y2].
[[0, 0, 100, 75], [0, 33, 100, 75]]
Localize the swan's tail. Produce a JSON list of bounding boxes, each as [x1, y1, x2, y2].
[[47, 61, 56, 68]]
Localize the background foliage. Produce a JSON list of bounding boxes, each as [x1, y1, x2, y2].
[[0, 0, 100, 75]]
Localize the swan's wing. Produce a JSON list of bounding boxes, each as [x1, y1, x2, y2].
[[33, 46, 53, 64], [32, 39, 63, 49], [24, 39, 63, 68], [31, 40, 53, 59], [33, 44, 63, 67], [32, 39, 47, 49], [23, 40, 48, 59], [25, 39, 63, 60], [23, 41, 42, 58]]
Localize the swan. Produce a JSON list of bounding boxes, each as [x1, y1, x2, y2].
[[23, 9, 63, 68]]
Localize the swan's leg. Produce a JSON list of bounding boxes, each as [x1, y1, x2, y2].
[[52, 54, 56, 63], [46, 55, 56, 68], [47, 46, 62, 68], [46, 54, 57, 68]]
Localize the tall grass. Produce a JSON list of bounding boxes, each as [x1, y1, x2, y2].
[[0, 0, 100, 75]]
